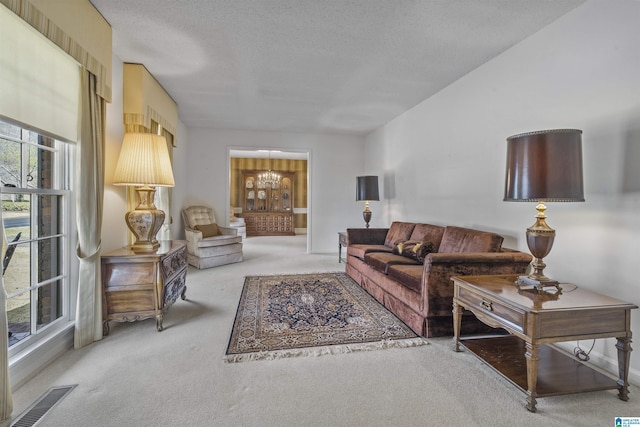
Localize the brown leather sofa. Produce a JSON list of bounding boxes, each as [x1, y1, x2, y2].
[[345, 222, 532, 337]]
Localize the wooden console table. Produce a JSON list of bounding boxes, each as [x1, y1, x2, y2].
[[101, 240, 188, 334], [452, 274, 637, 412]]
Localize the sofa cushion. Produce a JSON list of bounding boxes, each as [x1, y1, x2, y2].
[[392, 240, 437, 263], [438, 226, 504, 253], [194, 223, 220, 238], [364, 252, 421, 274], [409, 224, 445, 251], [348, 244, 392, 260], [384, 222, 417, 247], [387, 264, 423, 294]]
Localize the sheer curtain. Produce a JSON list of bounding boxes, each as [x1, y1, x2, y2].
[[153, 123, 174, 241], [74, 68, 105, 349], [0, 188, 12, 421]]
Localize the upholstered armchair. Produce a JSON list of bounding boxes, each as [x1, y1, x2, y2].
[[182, 206, 243, 269]]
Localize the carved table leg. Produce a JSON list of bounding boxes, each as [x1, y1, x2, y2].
[[616, 336, 633, 401], [524, 341, 540, 412], [181, 286, 187, 301], [453, 301, 462, 352], [156, 314, 164, 332], [102, 321, 110, 336]]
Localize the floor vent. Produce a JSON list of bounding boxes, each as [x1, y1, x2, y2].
[[10, 385, 76, 427]]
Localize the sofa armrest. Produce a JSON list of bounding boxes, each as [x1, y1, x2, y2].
[[347, 228, 389, 245], [426, 251, 533, 266], [420, 251, 533, 316]]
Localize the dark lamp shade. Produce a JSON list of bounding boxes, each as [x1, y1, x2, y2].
[[504, 129, 585, 202], [356, 176, 379, 201]]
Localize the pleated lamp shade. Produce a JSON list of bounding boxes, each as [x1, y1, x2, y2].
[[113, 133, 175, 187]]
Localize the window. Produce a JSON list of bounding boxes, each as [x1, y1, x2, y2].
[[1, 119, 72, 349]]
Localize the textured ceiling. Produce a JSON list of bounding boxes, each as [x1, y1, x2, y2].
[[91, 0, 585, 136]]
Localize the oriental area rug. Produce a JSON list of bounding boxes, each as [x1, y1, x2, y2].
[[224, 272, 426, 362]]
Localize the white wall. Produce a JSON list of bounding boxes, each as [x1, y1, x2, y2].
[[366, 0, 640, 383], [182, 128, 365, 253]]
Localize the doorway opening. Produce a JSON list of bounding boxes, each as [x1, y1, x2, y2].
[[228, 148, 311, 253]]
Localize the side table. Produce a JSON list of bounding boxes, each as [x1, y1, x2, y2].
[[101, 240, 188, 334], [452, 274, 637, 412], [338, 231, 347, 263]]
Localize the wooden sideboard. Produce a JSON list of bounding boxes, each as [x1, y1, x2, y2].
[[101, 240, 188, 334], [240, 170, 295, 236], [243, 212, 294, 236]]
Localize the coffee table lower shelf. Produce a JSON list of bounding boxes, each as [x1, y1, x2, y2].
[[460, 335, 619, 397]]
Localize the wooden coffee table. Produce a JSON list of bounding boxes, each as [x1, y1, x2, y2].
[[452, 274, 637, 412]]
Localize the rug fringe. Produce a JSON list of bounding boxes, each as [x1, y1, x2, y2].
[[224, 337, 427, 363]]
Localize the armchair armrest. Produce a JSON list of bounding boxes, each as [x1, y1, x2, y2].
[[218, 226, 238, 236], [185, 228, 202, 254], [185, 228, 202, 242], [347, 228, 389, 245]]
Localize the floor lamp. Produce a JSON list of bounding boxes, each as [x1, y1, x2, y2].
[[113, 133, 175, 253], [504, 129, 584, 291]]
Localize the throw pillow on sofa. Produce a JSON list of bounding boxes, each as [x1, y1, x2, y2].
[[392, 240, 436, 262]]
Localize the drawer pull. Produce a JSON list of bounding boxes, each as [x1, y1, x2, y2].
[[481, 299, 493, 311]]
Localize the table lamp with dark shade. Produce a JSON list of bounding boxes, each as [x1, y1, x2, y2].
[[356, 175, 379, 228], [504, 129, 584, 291]]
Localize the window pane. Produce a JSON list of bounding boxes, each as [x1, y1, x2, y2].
[[0, 136, 22, 187], [7, 289, 31, 346], [0, 122, 21, 139], [2, 193, 31, 240], [27, 136, 55, 190], [36, 280, 63, 330], [36, 194, 62, 238], [3, 241, 30, 294], [36, 236, 62, 283]]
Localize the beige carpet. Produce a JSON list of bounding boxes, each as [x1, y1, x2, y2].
[[225, 272, 425, 362], [6, 235, 638, 427]]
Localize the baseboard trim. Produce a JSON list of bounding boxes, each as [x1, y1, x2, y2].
[[551, 341, 639, 387], [9, 322, 74, 390]]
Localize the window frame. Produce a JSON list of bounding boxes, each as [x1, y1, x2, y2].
[[1, 121, 74, 356]]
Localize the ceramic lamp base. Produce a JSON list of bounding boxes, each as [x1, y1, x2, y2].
[[125, 185, 164, 253]]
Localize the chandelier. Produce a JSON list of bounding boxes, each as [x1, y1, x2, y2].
[[257, 151, 281, 188]]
